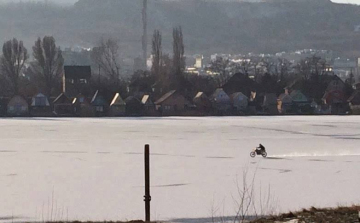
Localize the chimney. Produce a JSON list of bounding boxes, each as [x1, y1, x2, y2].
[[285, 88, 289, 95]]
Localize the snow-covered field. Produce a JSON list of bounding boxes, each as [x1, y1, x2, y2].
[[0, 116, 359, 222]]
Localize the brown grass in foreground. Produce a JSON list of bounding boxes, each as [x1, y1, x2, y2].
[[41, 206, 360, 223], [252, 206, 360, 223]]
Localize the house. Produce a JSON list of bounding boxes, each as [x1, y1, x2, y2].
[[30, 93, 52, 117], [53, 93, 73, 116], [322, 90, 347, 114], [348, 90, 360, 114], [290, 90, 308, 105], [73, 94, 94, 117], [155, 90, 190, 116], [285, 78, 303, 92], [0, 98, 8, 117], [310, 99, 321, 114], [263, 93, 278, 115], [230, 92, 248, 113], [193, 92, 212, 113], [325, 75, 345, 92], [248, 91, 265, 114], [353, 82, 360, 90], [109, 93, 126, 117], [209, 88, 232, 115], [63, 66, 91, 97], [289, 90, 312, 114], [151, 81, 165, 97], [322, 90, 345, 105], [125, 96, 143, 116], [141, 95, 156, 116], [91, 90, 110, 117], [278, 93, 293, 114], [322, 75, 348, 114], [7, 95, 29, 117]]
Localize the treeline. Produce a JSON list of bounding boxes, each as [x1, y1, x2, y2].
[[0, 26, 188, 99], [0, 36, 64, 98], [0, 31, 357, 106]]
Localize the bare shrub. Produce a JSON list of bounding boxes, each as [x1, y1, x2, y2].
[[211, 167, 278, 223]]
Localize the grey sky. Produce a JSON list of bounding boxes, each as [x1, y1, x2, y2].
[[1, 0, 360, 5], [0, 0, 77, 4]]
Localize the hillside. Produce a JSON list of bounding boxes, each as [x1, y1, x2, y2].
[[0, 0, 360, 57]]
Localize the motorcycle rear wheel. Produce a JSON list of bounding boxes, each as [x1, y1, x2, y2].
[[262, 152, 267, 158]]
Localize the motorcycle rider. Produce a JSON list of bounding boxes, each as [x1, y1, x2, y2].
[[256, 144, 266, 154]]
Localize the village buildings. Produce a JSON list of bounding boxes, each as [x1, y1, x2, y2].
[[0, 56, 358, 117]]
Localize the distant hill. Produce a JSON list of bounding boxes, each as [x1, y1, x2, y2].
[[0, 0, 360, 58]]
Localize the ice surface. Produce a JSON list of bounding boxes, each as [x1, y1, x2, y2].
[[0, 116, 359, 222]]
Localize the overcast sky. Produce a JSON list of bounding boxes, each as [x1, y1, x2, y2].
[[57, 0, 360, 4], [1, 0, 360, 5]]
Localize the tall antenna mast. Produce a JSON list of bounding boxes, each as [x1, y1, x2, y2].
[[142, 0, 148, 70]]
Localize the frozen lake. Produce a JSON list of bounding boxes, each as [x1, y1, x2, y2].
[[0, 116, 359, 222]]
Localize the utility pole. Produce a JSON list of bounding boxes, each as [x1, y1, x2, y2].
[[144, 144, 151, 222], [142, 0, 148, 70]]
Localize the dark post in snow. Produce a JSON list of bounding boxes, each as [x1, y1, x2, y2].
[[144, 144, 151, 222]]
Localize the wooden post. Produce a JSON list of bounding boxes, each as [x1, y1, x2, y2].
[[144, 144, 151, 222]]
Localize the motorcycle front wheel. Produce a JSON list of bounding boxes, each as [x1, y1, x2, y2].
[[250, 151, 256, 158]]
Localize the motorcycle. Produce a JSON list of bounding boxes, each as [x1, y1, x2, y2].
[[250, 148, 267, 158]]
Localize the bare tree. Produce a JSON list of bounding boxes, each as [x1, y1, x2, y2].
[[295, 59, 311, 80], [173, 26, 185, 75], [151, 29, 162, 79], [260, 58, 275, 75], [91, 38, 121, 82], [276, 58, 292, 83], [208, 57, 230, 87], [211, 168, 278, 223], [233, 168, 257, 223], [346, 71, 355, 86], [295, 55, 326, 80], [238, 60, 249, 75], [233, 58, 262, 79], [309, 55, 326, 76], [0, 38, 28, 95], [32, 36, 64, 96]]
